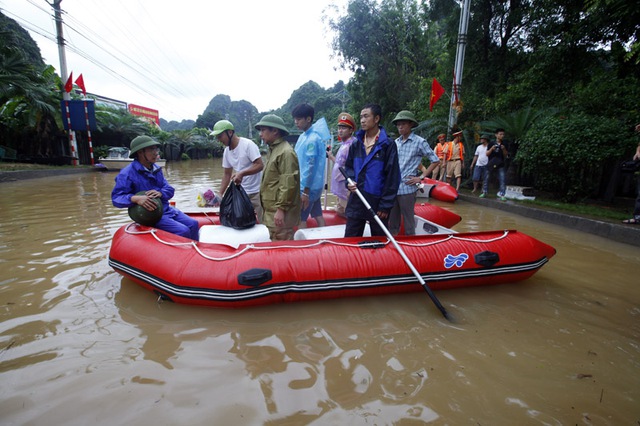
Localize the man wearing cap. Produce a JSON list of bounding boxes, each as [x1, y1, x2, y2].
[[255, 114, 301, 240], [470, 133, 491, 197], [389, 110, 439, 236], [111, 135, 199, 240], [442, 130, 465, 191], [292, 103, 326, 228], [344, 103, 400, 237], [212, 120, 264, 221], [328, 112, 357, 216]]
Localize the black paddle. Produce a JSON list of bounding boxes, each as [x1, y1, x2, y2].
[[339, 167, 452, 321]]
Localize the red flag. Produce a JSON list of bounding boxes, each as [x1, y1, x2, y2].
[[75, 74, 86, 95], [64, 72, 73, 93], [429, 78, 445, 111]]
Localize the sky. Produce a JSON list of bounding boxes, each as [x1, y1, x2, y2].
[[1, 0, 354, 122]]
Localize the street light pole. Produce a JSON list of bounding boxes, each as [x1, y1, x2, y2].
[[447, 0, 471, 135]]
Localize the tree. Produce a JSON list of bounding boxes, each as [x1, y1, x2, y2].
[[94, 106, 152, 148], [326, 0, 435, 120], [518, 114, 635, 202], [1, 28, 63, 160]]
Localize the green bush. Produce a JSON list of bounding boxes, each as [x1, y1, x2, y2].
[[180, 153, 191, 161], [518, 114, 635, 202], [94, 145, 110, 159]]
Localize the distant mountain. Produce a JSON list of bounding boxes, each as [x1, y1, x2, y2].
[[0, 12, 44, 66], [195, 80, 350, 137]]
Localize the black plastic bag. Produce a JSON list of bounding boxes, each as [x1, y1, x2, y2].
[[219, 183, 256, 229]]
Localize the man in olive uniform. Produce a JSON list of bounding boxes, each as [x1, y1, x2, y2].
[[256, 114, 301, 240]]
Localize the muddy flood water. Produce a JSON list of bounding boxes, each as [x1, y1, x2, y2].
[[1, 158, 639, 425]]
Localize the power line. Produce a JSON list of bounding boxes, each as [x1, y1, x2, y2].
[[3, 0, 205, 118]]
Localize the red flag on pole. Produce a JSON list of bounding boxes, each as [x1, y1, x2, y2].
[[75, 74, 86, 95], [429, 78, 445, 111], [64, 72, 73, 93]]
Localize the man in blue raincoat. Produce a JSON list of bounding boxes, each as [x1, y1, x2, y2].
[[293, 103, 328, 228], [111, 135, 199, 240]]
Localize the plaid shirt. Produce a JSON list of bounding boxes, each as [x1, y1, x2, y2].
[[395, 133, 438, 195]]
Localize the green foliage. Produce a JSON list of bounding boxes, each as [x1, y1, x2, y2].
[[180, 153, 190, 161], [93, 145, 109, 159], [93, 106, 151, 147], [327, 0, 435, 117], [517, 114, 635, 201]]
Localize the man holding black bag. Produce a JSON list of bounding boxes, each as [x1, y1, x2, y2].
[[212, 120, 264, 222]]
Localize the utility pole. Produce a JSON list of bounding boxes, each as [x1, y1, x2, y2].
[[447, 0, 471, 135], [52, 0, 79, 165]]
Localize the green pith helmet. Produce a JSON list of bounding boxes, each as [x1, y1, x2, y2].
[[391, 110, 419, 127], [128, 191, 163, 226], [210, 120, 235, 136], [480, 133, 492, 141], [129, 135, 160, 158], [254, 114, 289, 136]]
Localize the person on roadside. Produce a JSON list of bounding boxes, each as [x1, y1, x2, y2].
[[328, 112, 357, 217], [487, 128, 509, 201], [442, 129, 465, 191], [212, 119, 264, 221], [111, 135, 199, 240], [388, 110, 439, 236], [431, 133, 447, 181], [622, 123, 640, 225], [343, 103, 400, 237], [470, 133, 491, 197], [292, 103, 326, 228], [256, 114, 301, 240]]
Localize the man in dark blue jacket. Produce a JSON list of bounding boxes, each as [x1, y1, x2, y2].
[[344, 104, 400, 237]]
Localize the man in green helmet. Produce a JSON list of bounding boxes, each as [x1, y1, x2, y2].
[[111, 135, 199, 240], [389, 110, 439, 235], [255, 114, 301, 241], [211, 119, 264, 221]]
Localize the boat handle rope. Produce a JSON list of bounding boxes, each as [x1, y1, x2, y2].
[[123, 223, 509, 262]]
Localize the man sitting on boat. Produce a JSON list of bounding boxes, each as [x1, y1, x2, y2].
[[111, 135, 199, 240]]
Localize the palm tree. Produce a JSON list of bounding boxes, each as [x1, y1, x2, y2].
[[480, 107, 557, 184], [95, 106, 152, 148], [1, 45, 62, 159]]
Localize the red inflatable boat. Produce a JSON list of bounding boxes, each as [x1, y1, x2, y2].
[[418, 178, 459, 202], [109, 206, 555, 309]]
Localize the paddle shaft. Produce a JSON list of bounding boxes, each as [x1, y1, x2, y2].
[[339, 168, 450, 320]]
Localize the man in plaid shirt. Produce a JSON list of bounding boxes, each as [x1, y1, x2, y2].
[[388, 110, 439, 235]]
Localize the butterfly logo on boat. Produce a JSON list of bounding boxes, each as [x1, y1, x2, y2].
[[444, 253, 469, 268]]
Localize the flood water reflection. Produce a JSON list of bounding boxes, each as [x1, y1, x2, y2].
[[1, 159, 639, 425]]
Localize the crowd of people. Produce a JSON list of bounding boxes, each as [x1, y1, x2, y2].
[[119, 104, 626, 240]]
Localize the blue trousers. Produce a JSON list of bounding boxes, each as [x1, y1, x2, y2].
[[156, 208, 200, 241], [489, 167, 506, 196]]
